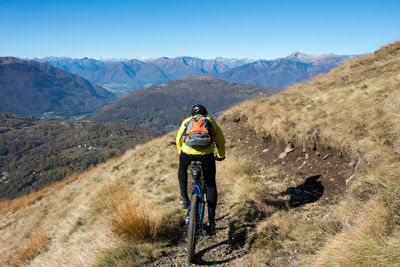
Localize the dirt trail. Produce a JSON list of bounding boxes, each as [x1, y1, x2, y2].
[[152, 199, 249, 266]]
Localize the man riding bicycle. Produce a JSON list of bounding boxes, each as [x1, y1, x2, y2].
[[176, 104, 225, 235]]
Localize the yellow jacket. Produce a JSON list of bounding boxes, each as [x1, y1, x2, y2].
[[176, 115, 225, 158]]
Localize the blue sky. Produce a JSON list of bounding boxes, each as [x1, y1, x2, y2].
[[0, 0, 399, 59]]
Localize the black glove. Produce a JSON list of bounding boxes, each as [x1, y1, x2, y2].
[[214, 156, 225, 161]]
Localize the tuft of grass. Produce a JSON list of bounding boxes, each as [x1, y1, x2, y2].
[[61, 216, 87, 242], [163, 195, 177, 202], [11, 229, 51, 266], [110, 196, 162, 242], [96, 242, 156, 267], [169, 163, 178, 168]]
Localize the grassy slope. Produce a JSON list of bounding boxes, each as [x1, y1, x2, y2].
[[0, 136, 180, 266], [1, 41, 399, 266], [220, 41, 400, 265]]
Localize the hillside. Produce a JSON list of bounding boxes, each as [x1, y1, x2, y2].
[[1, 41, 399, 267], [88, 76, 281, 130], [0, 57, 117, 118], [0, 113, 160, 199], [218, 40, 400, 265]]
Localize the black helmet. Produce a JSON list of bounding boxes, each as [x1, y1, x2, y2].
[[191, 104, 208, 116]]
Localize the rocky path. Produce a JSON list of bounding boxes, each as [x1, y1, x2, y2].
[[152, 199, 249, 266]]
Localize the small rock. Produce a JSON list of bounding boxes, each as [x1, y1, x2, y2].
[[346, 175, 355, 186], [256, 262, 269, 267], [262, 148, 269, 153], [356, 159, 365, 169], [316, 151, 321, 156], [393, 145, 400, 155], [305, 153, 309, 159], [301, 213, 310, 220], [285, 145, 295, 154], [297, 161, 306, 170], [279, 152, 287, 159]]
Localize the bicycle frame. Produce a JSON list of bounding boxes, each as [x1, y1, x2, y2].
[[185, 162, 206, 230]]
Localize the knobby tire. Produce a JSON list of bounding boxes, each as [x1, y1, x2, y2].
[[187, 194, 199, 263]]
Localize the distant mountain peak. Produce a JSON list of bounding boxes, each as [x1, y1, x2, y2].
[[184, 75, 216, 80]]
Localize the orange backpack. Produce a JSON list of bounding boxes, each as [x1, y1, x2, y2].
[[182, 117, 214, 148]]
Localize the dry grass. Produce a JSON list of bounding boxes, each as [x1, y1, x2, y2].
[[95, 242, 158, 267], [308, 198, 394, 266], [222, 42, 400, 158], [85, 133, 184, 262], [0, 172, 80, 214], [219, 41, 400, 265], [109, 194, 162, 242], [10, 229, 51, 267], [0, 154, 127, 266]]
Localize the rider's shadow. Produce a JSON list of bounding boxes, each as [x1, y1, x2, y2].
[[280, 175, 324, 207], [193, 175, 324, 265]]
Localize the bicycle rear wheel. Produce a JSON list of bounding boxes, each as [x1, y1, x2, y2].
[[187, 194, 199, 263]]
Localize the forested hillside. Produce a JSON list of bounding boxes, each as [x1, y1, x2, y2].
[[88, 76, 281, 130], [0, 113, 160, 199]]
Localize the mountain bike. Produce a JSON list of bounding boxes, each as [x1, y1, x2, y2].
[[185, 160, 207, 263]]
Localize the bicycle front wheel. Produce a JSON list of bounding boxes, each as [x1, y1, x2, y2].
[[187, 194, 199, 263]]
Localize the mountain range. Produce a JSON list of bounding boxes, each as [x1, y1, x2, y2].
[[0, 57, 117, 118], [38, 57, 253, 95], [38, 53, 356, 95], [213, 53, 359, 88]]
